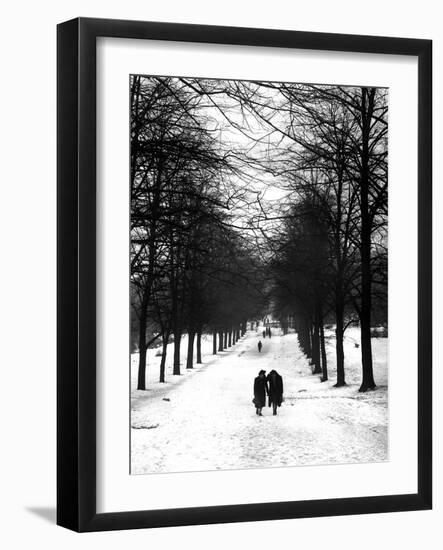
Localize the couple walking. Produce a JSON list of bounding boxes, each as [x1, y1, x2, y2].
[[253, 369, 284, 416]]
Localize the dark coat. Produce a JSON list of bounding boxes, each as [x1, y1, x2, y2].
[[267, 372, 283, 407], [253, 376, 268, 408]]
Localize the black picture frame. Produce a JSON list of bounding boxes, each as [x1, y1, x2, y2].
[[57, 17, 432, 532]]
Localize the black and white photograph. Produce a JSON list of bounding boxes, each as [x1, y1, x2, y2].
[[0, 0, 436, 543], [130, 75, 389, 475]]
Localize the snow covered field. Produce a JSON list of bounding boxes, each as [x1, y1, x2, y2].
[[131, 327, 388, 474]]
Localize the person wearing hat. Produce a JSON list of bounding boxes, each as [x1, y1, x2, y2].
[[267, 369, 284, 415], [253, 370, 268, 416]]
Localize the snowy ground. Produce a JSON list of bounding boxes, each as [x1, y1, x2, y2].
[[131, 327, 388, 474]]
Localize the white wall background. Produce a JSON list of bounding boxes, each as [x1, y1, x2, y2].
[[0, 0, 440, 547]]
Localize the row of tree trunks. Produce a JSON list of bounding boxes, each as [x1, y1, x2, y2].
[[296, 310, 329, 382], [295, 294, 343, 387], [185, 329, 203, 369], [214, 326, 243, 353], [185, 325, 244, 369], [159, 321, 248, 380], [297, 318, 312, 360], [155, 323, 246, 385], [156, 325, 214, 383], [307, 306, 327, 378]]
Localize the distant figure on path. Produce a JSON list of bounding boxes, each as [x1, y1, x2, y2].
[[267, 369, 283, 415], [253, 370, 268, 416], [257, 340, 263, 352], [262, 329, 266, 338]]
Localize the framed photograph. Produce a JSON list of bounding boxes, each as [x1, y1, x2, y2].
[[57, 17, 432, 532]]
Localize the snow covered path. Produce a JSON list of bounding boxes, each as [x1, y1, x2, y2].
[[131, 329, 388, 474]]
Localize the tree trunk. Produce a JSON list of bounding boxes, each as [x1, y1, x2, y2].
[[312, 319, 322, 374], [173, 329, 182, 375], [196, 331, 202, 363], [159, 330, 170, 383], [218, 331, 224, 352], [307, 323, 313, 361], [297, 319, 308, 358], [320, 318, 328, 382], [213, 331, 217, 355], [334, 300, 346, 387], [223, 331, 228, 349], [359, 310, 375, 391], [186, 331, 195, 369], [358, 88, 377, 392], [228, 331, 232, 347], [137, 307, 148, 390], [359, 197, 376, 391]]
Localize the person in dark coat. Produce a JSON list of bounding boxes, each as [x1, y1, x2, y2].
[[253, 370, 268, 416], [267, 369, 283, 415], [262, 329, 266, 338], [257, 340, 263, 352]]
